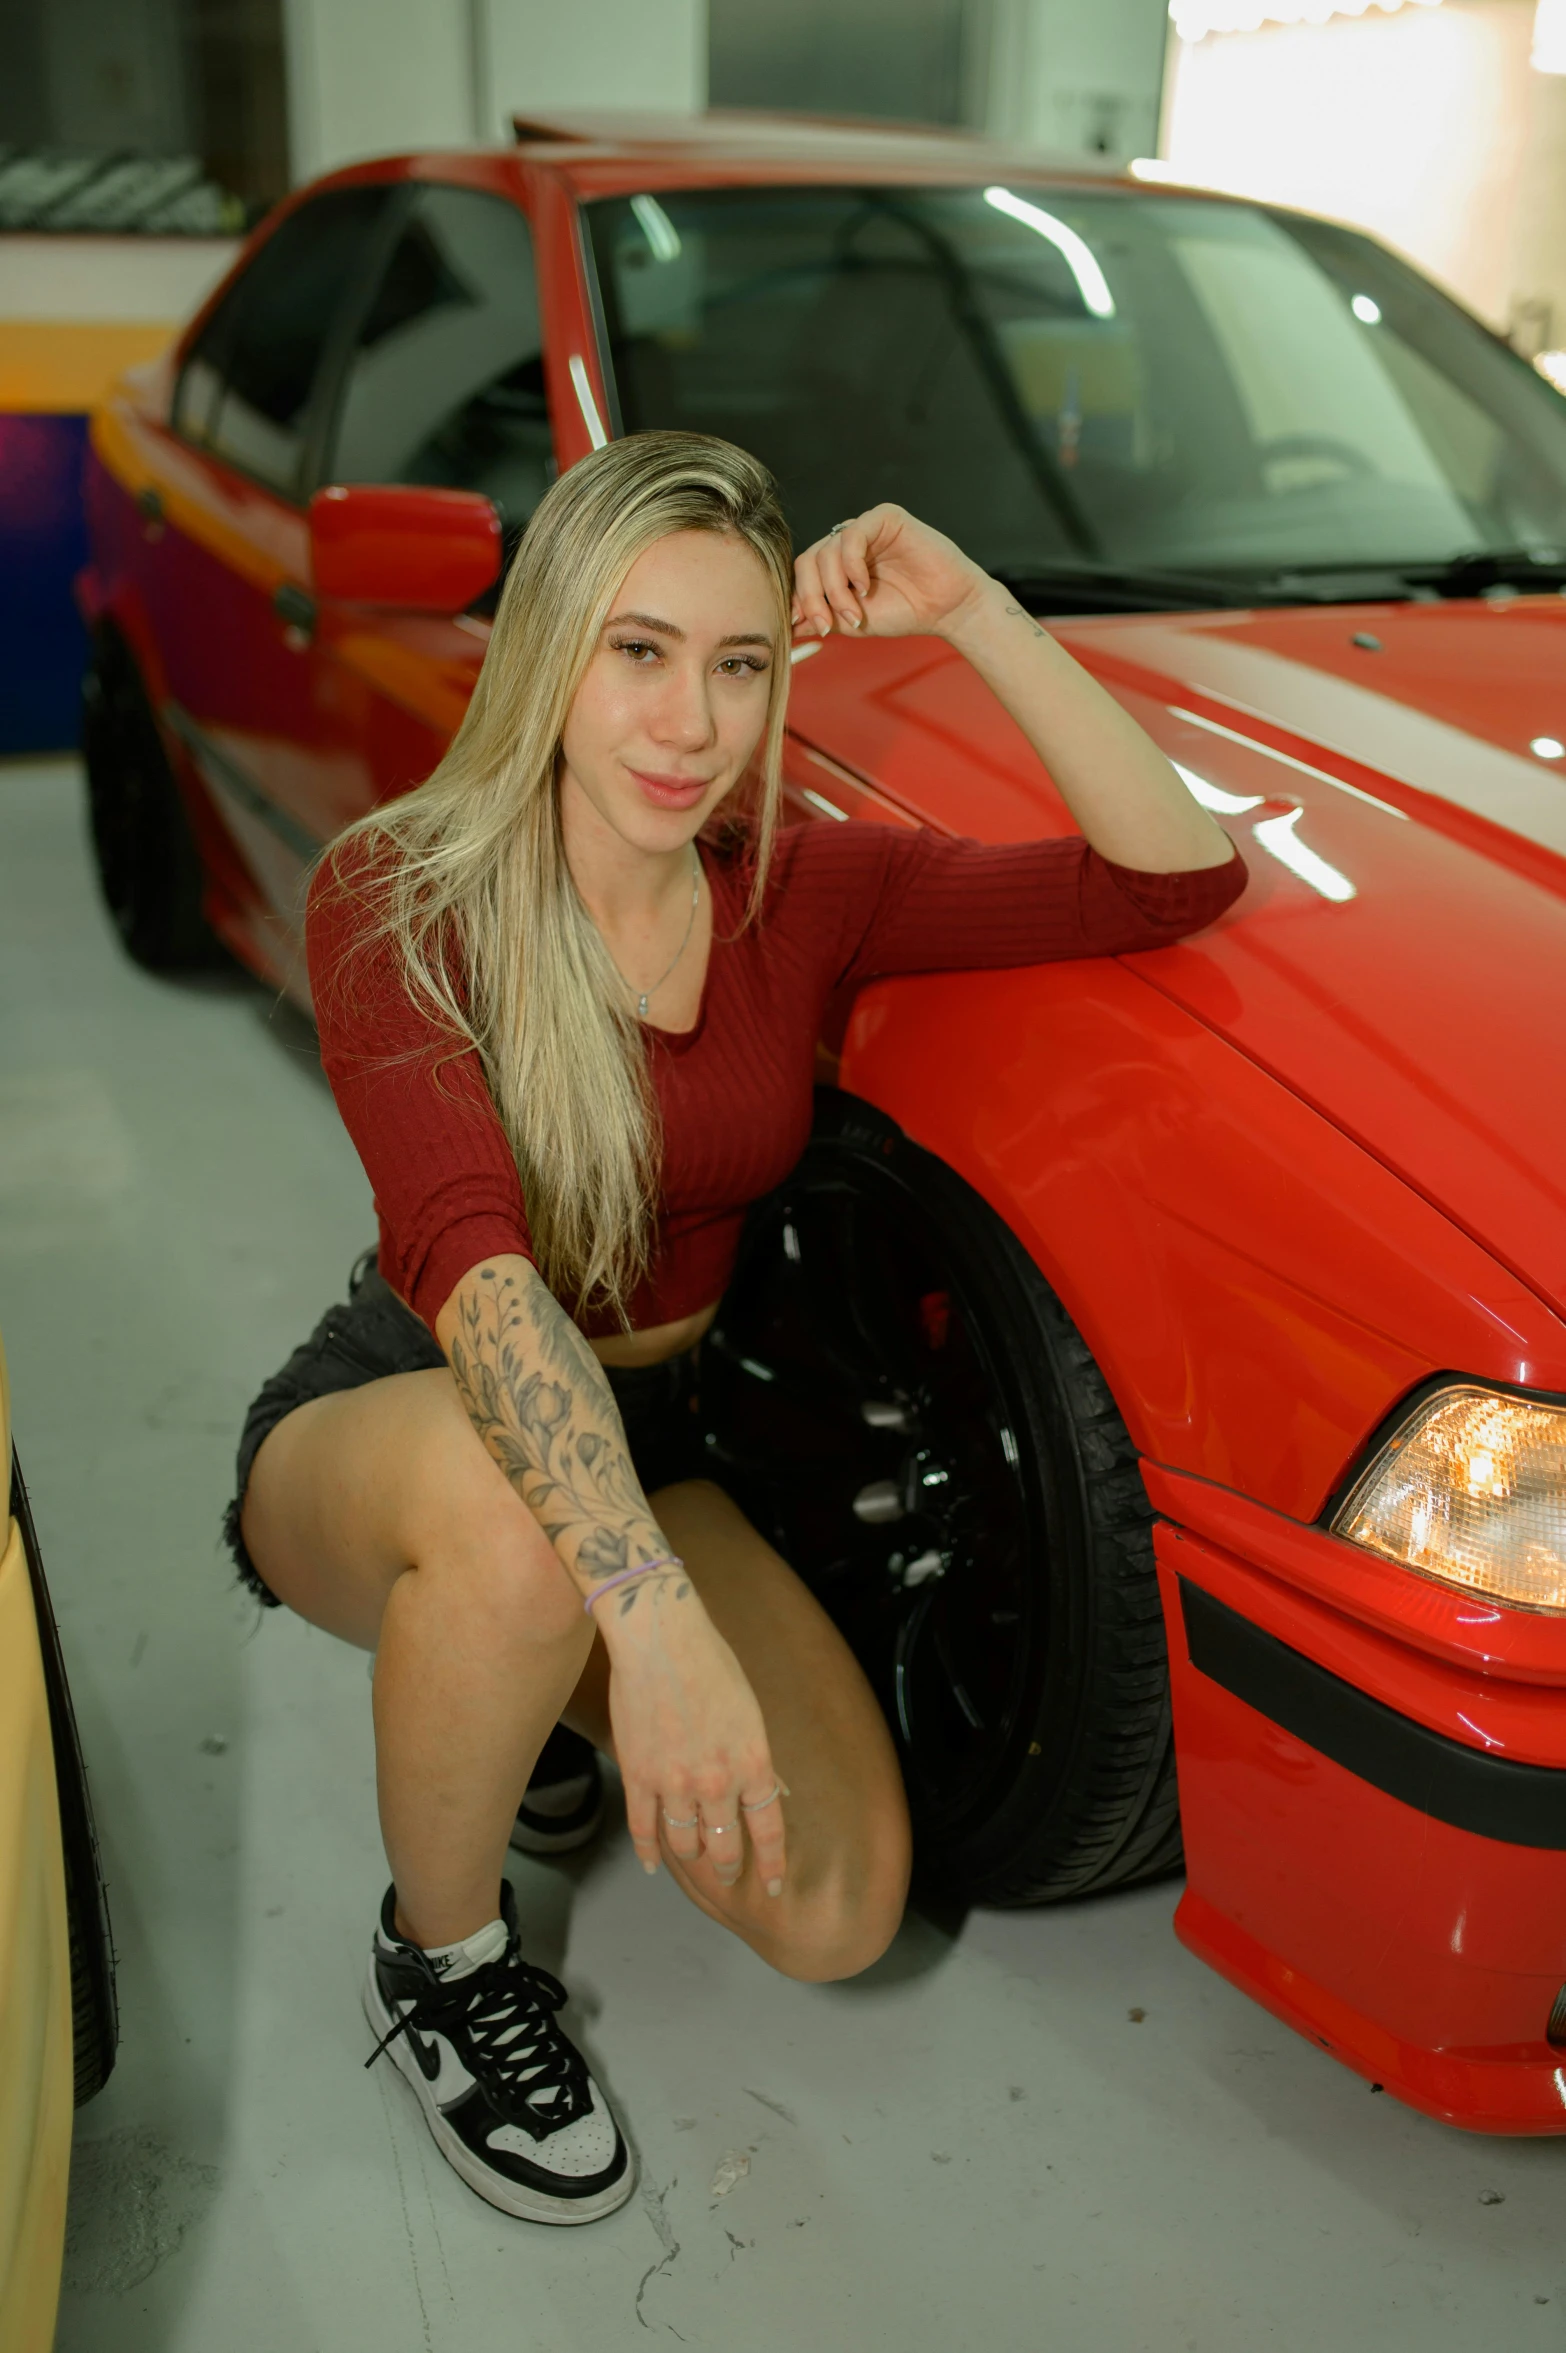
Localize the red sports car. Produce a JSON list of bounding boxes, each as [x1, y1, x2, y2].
[[78, 112, 1566, 2135]]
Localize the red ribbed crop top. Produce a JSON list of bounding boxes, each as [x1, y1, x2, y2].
[[307, 820, 1246, 1338]]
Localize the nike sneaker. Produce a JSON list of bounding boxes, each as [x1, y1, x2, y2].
[[363, 1880, 633, 2224], [510, 1724, 604, 1857]]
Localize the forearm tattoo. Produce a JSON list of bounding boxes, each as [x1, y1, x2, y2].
[[1003, 600, 1048, 641], [447, 1265, 690, 1618]]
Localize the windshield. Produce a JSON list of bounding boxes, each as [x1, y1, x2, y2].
[[586, 184, 1566, 592]]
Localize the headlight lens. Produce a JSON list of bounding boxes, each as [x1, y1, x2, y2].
[[1332, 1384, 1566, 1612]]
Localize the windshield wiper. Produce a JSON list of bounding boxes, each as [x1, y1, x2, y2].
[[1395, 548, 1566, 598], [995, 562, 1303, 615], [1267, 548, 1566, 603]]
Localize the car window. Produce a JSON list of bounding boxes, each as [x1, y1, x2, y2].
[[176, 185, 390, 498], [328, 185, 552, 527], [586, 184, 1566, 582]]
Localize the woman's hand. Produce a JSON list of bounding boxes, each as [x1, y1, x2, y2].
[[793, 504, 990, 643], [599, 1586, 789, 1896]]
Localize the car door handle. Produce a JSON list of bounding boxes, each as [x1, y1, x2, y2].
[[272, 580, 316, 642], [136, 484, 164, 540]]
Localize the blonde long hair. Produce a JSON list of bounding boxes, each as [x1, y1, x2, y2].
[[331, 433, 794, 1320]]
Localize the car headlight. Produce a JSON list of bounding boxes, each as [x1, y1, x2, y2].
[[1332, 1383, 1566, 1612]]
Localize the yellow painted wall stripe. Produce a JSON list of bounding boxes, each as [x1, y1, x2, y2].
[[0, 322, 176, 414]]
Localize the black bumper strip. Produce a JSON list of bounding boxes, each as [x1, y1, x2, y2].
[[1179, 1577, 1566, 1851]]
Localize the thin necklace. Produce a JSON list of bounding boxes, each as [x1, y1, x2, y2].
[[619, 846, 701, 1021]]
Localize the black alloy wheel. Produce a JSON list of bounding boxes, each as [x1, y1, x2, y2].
[[700, 1089, 1181, 1906], [82, 631, 226, 972], [13, 1454, 118, 2103]]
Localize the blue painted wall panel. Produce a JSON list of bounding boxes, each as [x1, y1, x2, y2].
[[0, 414, 90, 755]]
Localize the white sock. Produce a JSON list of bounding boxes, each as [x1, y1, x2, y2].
[[414, 1917, 508, 1980]]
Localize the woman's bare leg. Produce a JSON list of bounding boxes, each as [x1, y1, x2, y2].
[[240, 1367, 595, 1950], [242, 1376, 909, 1978], [566, 1480, 913, 1982]]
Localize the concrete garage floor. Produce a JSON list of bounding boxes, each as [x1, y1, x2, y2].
[[3, 754, 1563, 2353]]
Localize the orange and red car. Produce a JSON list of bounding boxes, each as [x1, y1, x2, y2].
[[77, 112, 1566, 2135]]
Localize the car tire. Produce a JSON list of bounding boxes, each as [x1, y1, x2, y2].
[[12, 1454, 119, 2103], [701, 1087, 1181, 1906], [82, 632, 226, 973]]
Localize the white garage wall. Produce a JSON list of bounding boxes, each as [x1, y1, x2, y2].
[[480, 0, 707, 133], [281, 0, 706, 180], [984, 0, 1170, 161], [282, 0, 475, 178], [1160, 0, 1545, 330]]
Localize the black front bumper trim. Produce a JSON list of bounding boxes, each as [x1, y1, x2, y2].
[[1180, 1578, 1566, 1851]]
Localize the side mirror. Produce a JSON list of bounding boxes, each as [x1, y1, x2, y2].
[[309, 483, 502, 614]]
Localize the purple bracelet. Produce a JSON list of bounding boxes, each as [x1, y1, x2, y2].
[[582, 1556, 684, 1614]]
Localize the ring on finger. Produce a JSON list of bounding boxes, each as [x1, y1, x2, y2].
[[662, 1811, 699, 1830], [706, 1821, 739, 1838], [741, 1780, 789, 1812]]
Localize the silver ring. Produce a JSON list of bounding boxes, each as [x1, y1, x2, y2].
[[741, 1782, 785, 1812], [828, 519, 851, 534], [706, 1821, 739, 1838], [662, 1811, 698, 1830]]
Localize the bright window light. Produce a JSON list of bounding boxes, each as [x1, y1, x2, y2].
[[1536, 351, 1566, 394], [629, 193, 681, 262], [983, 187, 1116, 319], [1351, 293, 1382, 324], [1534, 0, 1566, 72], [1531, 735, 1565, 759], [1252, 806, 1357, 899], [1127, 157, 1187, 183], [1170, 0, 1443, 39]]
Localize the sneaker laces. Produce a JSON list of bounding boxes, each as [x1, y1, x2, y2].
[[367, 1945, 594, 2141]]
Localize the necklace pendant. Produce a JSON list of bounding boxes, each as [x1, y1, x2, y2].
[[637, 992, 649, 1019]]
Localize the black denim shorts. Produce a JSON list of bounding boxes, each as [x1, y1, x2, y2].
[[223, 1249, 708, 1607]]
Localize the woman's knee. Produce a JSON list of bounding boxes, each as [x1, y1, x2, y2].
[[753, 1824, 912, 1984], [404, 1437, 581, 1645]]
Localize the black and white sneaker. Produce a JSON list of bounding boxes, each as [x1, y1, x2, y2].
[[363, 1881, 634, 2224], [510, 1724, 604, 1857]]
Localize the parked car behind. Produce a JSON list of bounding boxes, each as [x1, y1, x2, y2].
[[78, 111, 1566, 2134]]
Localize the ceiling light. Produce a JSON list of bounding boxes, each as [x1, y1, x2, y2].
[[1535, 351, 1566, 393], [629, 193, 681, 262], [1530, 736, 1565, 759], [1170, 0, 1442, 40], [1252, 806, 1356, 900], [1351, 293, 1382, 324], [983, 187, 1116, 319], [1173, 761, 1265, 814], [1534, 0, 1566, 71]]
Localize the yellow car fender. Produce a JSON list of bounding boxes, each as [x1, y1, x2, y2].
[[0, 1334, 73, 2353]]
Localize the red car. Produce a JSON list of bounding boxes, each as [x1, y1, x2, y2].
[[79, 113, 1566, 2135]]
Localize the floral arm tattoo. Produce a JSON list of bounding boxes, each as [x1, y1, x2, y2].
[[446, 1263, 689, 1619]]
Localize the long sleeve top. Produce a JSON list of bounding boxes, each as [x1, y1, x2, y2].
[[307, 820, 1246, 1338]]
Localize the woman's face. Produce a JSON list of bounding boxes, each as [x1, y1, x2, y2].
[[558, 528, 779, 861]]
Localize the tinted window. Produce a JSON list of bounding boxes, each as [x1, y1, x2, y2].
[[180, 186, 388, 496], [587, 185, 1566, 582], [329, 186, 552, 526]]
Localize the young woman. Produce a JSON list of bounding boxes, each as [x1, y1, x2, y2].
[[227, 432, 1244, 2228]]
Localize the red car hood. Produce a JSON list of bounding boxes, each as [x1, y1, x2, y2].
[[786, 598, 1566, 1321]]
